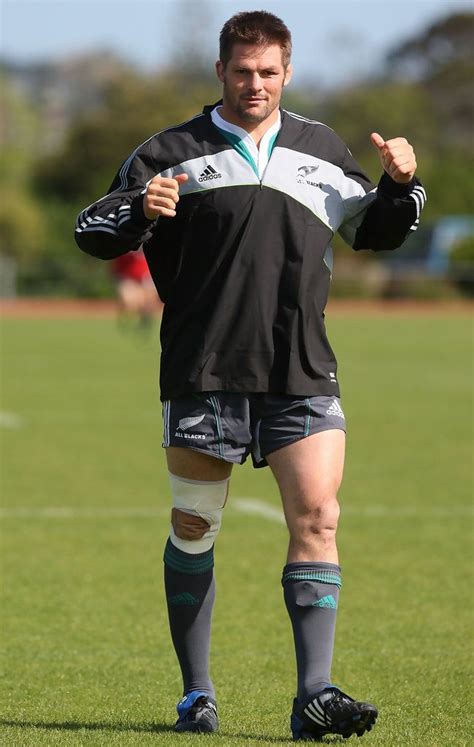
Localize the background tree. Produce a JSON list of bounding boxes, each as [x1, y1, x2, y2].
[[2, 10, 472, 298], [386, 12, 474, 145], [35, 71, 219, 203]]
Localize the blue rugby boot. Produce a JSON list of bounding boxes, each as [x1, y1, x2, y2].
[[175, 690, 218, 733], [291, 686, 378, 741]]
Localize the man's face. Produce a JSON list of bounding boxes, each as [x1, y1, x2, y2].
[[216, 43, 292, 127]]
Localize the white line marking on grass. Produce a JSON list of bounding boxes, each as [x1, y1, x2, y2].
[[232, 498, 473, 522], [1, 501, 472, 521], [232, 498, 286, 524], [343, 505, 474, 518], [0, 411, 25, 429], [0, 507, 168, 519]]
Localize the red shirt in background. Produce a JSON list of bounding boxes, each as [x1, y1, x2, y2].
[[112, 250, 151, 283]]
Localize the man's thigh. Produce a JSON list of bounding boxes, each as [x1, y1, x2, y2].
[[266, 429, 346, 521], [166, 447, 233, 481]]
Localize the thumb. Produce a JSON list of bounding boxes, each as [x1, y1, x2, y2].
[[370, 132, 385, 150], [175, 173, 189, 184]]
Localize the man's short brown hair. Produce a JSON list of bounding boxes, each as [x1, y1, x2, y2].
[[219, 11, 292, 69]]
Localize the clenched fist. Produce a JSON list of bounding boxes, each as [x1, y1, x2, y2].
[[371, 133, 417, 184], [143, 173, 189, 219]]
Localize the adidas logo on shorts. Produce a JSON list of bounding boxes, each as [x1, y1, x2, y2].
[[326, 399, 345, 419]]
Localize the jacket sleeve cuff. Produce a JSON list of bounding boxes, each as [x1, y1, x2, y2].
[[378, 172, 417, 198], [130, 194, 157, 226]]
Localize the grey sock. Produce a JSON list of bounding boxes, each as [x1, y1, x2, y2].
[[282, 561, 342, 702], [164, 538, 215, 697]]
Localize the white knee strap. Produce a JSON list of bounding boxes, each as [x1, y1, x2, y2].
[[168, 472, 229, 553]]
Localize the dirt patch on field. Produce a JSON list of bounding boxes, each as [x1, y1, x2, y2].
[[0, 297, 472, 318], [0, 298, 158, 318], [326, 299, 473, 316]]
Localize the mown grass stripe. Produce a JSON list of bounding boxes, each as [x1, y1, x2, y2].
[[1, 314, 471, 747]]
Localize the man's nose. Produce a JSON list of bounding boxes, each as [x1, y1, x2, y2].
[[248, 73, 263, 91]]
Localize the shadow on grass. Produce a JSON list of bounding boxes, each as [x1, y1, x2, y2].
[[219, 735, 292, 744], [0, 719, 345, 743], [0, 720, 290, 743], [0, 718, 170, 734], [220, 734, 343, 744]]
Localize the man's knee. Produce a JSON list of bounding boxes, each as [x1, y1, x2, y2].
[[172, 508, 211, 541], [292, 496, 340, 541], [168, 472, 229, 553]]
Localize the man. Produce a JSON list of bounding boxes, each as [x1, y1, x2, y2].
[[75, 11, 425, 741]]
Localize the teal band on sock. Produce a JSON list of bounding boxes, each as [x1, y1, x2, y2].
[[164, 539, 214, 575], [282, 570, 342, 588]]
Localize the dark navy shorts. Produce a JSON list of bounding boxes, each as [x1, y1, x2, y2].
[[162, 392, 346, 469]]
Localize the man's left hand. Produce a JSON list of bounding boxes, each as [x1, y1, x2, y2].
[[370, 132, 417, 184]]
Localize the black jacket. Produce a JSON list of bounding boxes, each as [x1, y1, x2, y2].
[[75, 105, 426, 400]]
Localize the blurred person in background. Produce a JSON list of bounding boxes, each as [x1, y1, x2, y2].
[[111, 248, 159, 332], [75, 10, 425, 741]]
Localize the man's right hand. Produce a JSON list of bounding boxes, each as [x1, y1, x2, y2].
[[143, 173, 189, 219]]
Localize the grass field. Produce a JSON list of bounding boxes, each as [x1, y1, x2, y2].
[[1, 308, 473, 746]]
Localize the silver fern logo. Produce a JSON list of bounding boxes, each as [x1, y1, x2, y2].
[[297, 164, 320, 186], [178, 414, 205, 431]]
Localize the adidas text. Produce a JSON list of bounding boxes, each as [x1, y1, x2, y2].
[[199, 165, 222, 182], [199, 173, 222, 182]]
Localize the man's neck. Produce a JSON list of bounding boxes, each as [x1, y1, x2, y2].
[[217, 105, 280, 147]]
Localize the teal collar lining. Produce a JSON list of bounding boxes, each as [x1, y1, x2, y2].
[[215, 127, 259, 177], [211, 106, 281, 179]]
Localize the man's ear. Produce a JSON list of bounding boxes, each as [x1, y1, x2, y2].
[[216, 60, 225, 83], [284, 64, 293, 87]]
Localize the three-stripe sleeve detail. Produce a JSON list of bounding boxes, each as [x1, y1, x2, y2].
[[408, 185, 427, 231], [76, 205, 132, 235], [75, 114, 206, 235]]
